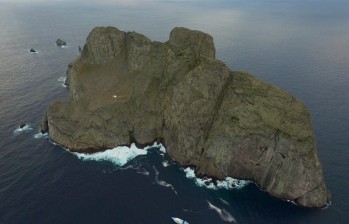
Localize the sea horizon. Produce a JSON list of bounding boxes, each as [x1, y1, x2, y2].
[[1, 1, 348, 223]]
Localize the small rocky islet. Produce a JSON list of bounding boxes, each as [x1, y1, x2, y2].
[[42, 26, 330, 208], [56, 38, 67, 47], [29, 48, 37, 53]]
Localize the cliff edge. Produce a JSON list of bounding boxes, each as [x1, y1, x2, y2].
[[43, 27, 330, 208]]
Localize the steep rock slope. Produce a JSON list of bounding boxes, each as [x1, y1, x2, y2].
[[43, 27, 330, 208]]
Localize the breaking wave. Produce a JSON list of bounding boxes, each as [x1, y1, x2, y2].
[[74, 143, 147, 166], [13, 124, 33, 135], [162, 160, 171, 167], [73, 142, 164, 166], [159, 144, 166, 153], [57, 76, 67, 87], [33, 132, 49, 139], [184, 167, 250, 190], [65, 141, 246, 195]]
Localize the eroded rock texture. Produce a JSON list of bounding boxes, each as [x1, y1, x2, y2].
[[44, 26, 330, 208]]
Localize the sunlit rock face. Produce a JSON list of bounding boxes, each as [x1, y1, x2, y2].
[[44, 26, 330, 208]]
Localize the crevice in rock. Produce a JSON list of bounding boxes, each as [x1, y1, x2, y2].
[[202, 74, 233, 145], [278, 152, 286, 159], [274, 129, 281, 149]]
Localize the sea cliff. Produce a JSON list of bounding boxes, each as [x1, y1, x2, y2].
[[43, 27, 330, 208]]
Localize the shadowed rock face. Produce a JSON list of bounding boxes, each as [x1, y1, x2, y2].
[[44, 26, 330, 208]]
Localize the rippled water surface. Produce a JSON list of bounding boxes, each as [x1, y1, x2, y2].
[[1, 1, 348, 223]]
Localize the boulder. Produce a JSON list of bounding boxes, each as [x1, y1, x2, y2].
[[43, 26, 330, 208], [56, 39, 67, 47], [40, 114, 48, 133]]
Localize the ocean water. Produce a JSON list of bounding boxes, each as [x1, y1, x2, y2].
[[1, 1, 349, 223]]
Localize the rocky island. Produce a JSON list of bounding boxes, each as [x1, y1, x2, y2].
[[42, 26, 330, 208]]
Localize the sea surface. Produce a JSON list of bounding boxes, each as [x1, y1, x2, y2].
[[1, 1, 349, 223]]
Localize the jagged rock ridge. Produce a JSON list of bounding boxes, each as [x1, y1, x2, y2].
[[43, 26, 330, 208]]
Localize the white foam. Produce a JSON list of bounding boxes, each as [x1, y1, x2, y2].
[[195, 177, 217, 189], [144, 141, 164, 151], [57, 76, 66, 82], [208, 201, 236, 223], [33, 132, 49, 139], [71, 142, 166, 167], [153, 166, 177, 195], [13, 125, 33, 135], [137, 169, 150, 176], [219, 198, 230, 206], [183, 167, 250, 190], [55, 43, 69, 48], [162, 160, 170, 167], [184, 167, 196, 178], [172, 217, 189, 224], [159, 144, 167, 153], [57, 76, 67, 87], [112, 163, 150, 176], [140, 142, 167, 153], [74, 143, 147, 166]]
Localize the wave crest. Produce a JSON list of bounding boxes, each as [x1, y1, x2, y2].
[[184, 167, 250, 190]]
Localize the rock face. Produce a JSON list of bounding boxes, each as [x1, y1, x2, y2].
[[44, 26, 330, 208], [56, 39, 67, 47]]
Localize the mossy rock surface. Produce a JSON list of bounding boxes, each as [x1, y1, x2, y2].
[[45, 26, 329, 208]]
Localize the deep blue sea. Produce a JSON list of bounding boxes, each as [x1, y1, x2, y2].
[[1, 1, 349, 223]]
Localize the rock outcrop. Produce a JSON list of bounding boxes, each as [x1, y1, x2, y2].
[[56, 39, 67, 47], [44, 26, 330, 208]]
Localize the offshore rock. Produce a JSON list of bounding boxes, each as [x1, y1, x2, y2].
[[56, 39, 67, 47], [44, 26, 330, 208]]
